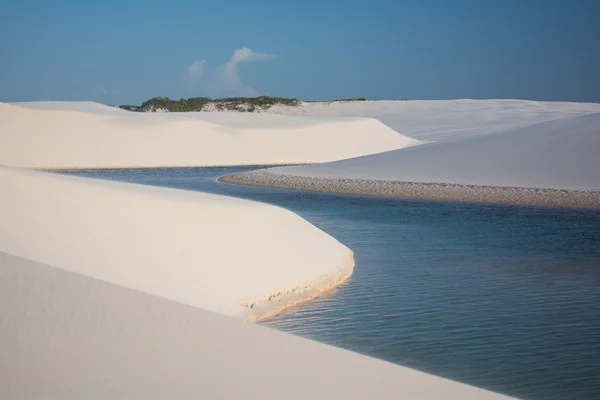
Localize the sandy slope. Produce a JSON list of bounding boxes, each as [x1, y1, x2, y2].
[[1, 102, 419, 168], [271, 112, 600, 191], [0, 166, 354, 320], [268, 99, 600, 141], [273, 113, 600, 190], [0, 253, 514, 400]]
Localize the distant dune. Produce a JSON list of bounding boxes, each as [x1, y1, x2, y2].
[[267, 99, 600, 141], [271, 112, 600, 191], [1, 101, 419, 168], [225, 100, 600, 207]]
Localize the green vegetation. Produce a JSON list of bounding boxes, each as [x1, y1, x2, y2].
[[215, 96, 300, 107], [121, 96, 301, 113], [117, 105, 140, 112], [118, 96, 380, 113], [139, 97, 212, 112], [211, 96, 300, 112]]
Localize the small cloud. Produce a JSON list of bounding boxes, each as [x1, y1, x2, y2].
[[214, 47, 277, 96], [96, 87, 108, 96], [188, 60, 206, 82], [230, 47, 277, 63]]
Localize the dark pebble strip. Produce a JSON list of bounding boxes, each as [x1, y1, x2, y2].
[[220, 169, 600, 209]]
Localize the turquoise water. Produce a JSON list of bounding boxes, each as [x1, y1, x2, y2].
[[60, 167, 600, 400]]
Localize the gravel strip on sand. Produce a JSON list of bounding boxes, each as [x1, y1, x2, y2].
[[221, 169, 600, 209]]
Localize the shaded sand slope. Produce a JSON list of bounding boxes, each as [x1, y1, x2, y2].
[[0, 253, 514, 399], [271, 112, 600, 191], [268, 99, 600, 141], [0, 166, 353, 320], [1, 102, 419, 168]]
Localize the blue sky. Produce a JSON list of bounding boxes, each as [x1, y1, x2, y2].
[[1, 0, 598, 104]]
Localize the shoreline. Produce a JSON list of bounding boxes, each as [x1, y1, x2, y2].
[[246, 249, 354, 322], [1, 251, 515, 399], [220, 169, 600, 209], [1, 166, 356, 322], [35, 165, 353, 322]]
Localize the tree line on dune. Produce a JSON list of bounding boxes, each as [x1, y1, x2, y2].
[[116, 96, 369, 113]]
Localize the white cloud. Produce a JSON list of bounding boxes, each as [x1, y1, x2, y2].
[[188, 60, 205, 82], [230, 47, 277, 63], [215, 48, 277, 96]]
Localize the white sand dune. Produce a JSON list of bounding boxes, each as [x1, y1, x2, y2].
[[0, 166, 514, 399], [269, 99, 600, 141], [271, 112, 600, 191], [1, 102, 419, 168], [0, 166, 354, 320], [0, 252, 514, 399]]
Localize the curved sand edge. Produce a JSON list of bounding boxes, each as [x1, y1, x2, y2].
[[244, 249, 354, 321], [0, 166, 356, 321], [221, 169, 600, 209]]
